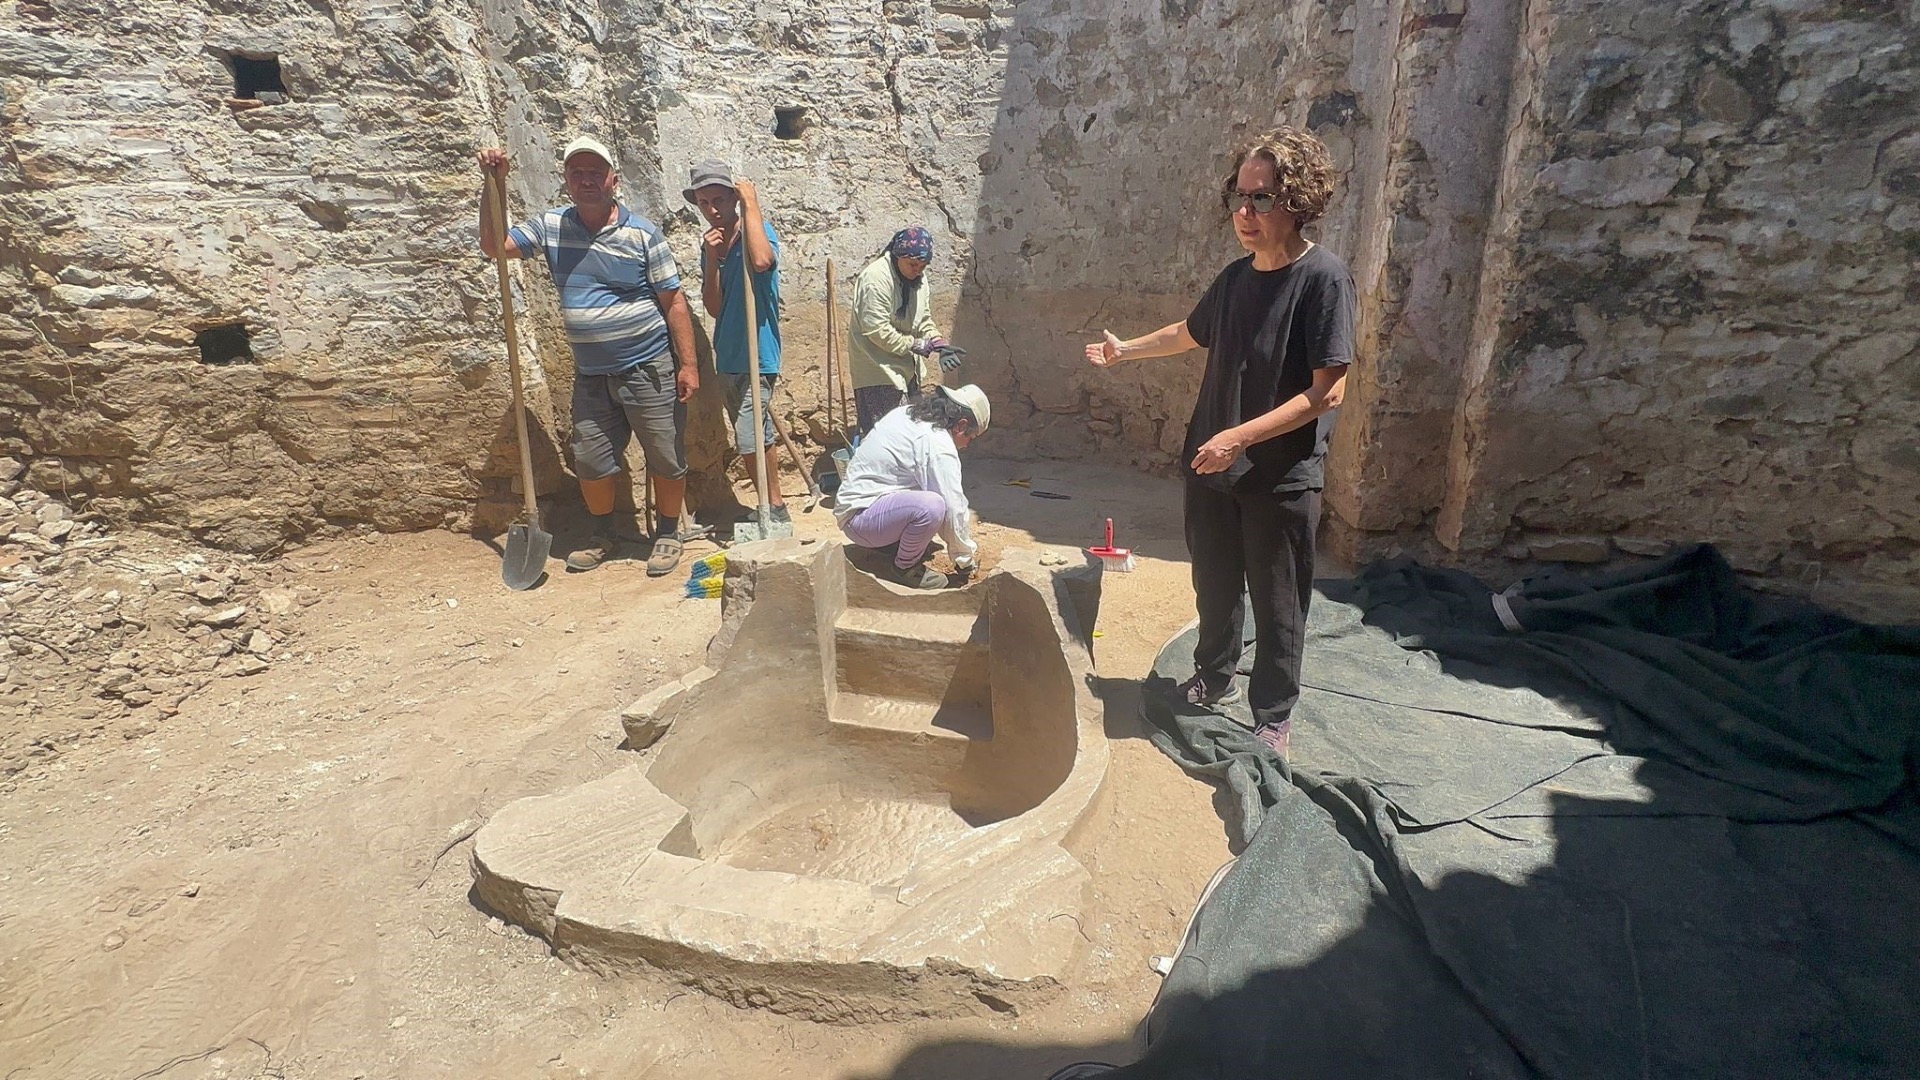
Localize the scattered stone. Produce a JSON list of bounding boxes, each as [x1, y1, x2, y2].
[[260, 589, 296, 615], [198, 605, 247, 628], [246, 630, 273, 655], [192, 580, 232, 603], [1038, 550, 1068, 566], [38, 520, 74, 541], [33, 503, 64, 525], [0, 458, 22, 482], [1613, 536, 1672, 557], [180, 883, 200, 898], [1526, 535, 1613, 564], [231, 657, 269, 676]]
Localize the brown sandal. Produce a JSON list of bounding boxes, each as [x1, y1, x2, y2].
[[646, 533, 685, 577]]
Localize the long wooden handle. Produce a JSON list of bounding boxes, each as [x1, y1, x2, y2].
[[741, 234, 771, 514], [827, 259, 851, 437], [490, 171, 539, 526], [823, 257, 835, 440], [768, 409, 811, 488]]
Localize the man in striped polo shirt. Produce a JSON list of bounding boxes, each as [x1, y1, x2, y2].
[[478, 136, 699, 576]]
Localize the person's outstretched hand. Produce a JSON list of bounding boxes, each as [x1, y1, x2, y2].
[[477, 148, 510, 176], [1086, 330, 1121, 367]]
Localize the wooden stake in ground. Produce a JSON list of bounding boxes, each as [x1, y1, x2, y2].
[[827, 258, 853, 441], [824, 257, 836, 443]]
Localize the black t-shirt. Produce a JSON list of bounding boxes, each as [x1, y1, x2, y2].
[[1183, 245, 1356, 493]]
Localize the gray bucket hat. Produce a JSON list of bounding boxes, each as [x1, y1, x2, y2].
[[682, 160, 738, 204]]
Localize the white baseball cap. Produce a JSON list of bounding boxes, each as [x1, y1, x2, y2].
[[560, 135, 615, 169], [939, 384, 991, 434]]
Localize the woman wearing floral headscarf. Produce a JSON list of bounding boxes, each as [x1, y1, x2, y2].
[[847, 225, 948, 435]]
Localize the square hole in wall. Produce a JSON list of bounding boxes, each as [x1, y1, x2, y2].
[[196, 323, 255, 365], [227, 52, 287, 101], [773, 106, 811, 140]]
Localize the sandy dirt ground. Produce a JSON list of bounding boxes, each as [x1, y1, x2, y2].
[[0, 455, 1243, 1079]]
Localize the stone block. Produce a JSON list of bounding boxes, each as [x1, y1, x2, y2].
[[1525, 535, 1612, 564], [476, 541, 1108, 1017]]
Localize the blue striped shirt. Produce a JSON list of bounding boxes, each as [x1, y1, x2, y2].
[[509, 205, 682, 376]]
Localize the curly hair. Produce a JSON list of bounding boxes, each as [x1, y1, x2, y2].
[[1220, 126, 1337, 227], [908, 388, 979, 434]]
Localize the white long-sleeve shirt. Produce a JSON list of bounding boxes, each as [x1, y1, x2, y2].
[[833, 406, 978, 566]]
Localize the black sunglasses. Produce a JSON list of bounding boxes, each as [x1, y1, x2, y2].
[[1222, 190, 1281, 215]]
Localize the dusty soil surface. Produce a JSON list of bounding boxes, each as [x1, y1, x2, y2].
[[0, 456, 1236, 1080]]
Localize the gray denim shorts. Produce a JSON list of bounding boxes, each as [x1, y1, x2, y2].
[[571, 363, 688, 482], [726, 372, 779, 454]]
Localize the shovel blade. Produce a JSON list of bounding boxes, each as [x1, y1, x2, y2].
[[503, 521, 553, 591]]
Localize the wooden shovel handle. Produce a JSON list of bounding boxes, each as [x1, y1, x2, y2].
[[489, 171, 540, 526]]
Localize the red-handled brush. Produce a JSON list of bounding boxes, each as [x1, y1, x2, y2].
[[1088, 518, 1135, 573]]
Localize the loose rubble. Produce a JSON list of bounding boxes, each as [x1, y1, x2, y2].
[[0, 465, 316, 776]]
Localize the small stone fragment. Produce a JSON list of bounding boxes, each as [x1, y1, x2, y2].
[[246, 630, 272, 655], [1526, 535, 1612, 564], [199, 605, 247, 628], [37, 520, 73, 541]]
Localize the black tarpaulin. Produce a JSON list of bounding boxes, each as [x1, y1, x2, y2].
[[1121, 546, 1920, 1080]]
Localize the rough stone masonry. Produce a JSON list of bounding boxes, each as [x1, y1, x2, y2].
[[1, 0, 1914, 614]]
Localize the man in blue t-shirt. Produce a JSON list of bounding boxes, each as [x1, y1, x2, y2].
[[478, 136, 699, 577], [685, 161, 787, 524]]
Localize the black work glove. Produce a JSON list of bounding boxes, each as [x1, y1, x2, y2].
[[934, 344, 967, 373]]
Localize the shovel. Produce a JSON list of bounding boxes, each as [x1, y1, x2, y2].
[[488, 169, 552, 589], [768, 410, 821, 511], [731, 229, 793, 543]]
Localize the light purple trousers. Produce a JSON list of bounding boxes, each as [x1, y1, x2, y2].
[[840, 490, 947, 569]]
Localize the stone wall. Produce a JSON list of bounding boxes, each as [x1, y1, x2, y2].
[[3, 0, 1914, 611], [1, 6, 557, 550], [1432, 0, 1920, 616]]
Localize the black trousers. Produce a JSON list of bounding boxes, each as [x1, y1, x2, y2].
[[1184, 482, 1321, 730]]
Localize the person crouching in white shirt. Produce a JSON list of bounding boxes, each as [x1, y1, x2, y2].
[[833, 384, 990, 590]]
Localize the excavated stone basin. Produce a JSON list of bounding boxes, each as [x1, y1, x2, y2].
[[470, 539, 1107, 1020]]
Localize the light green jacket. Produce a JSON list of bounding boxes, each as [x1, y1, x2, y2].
[[847, 255, 938, 392]]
